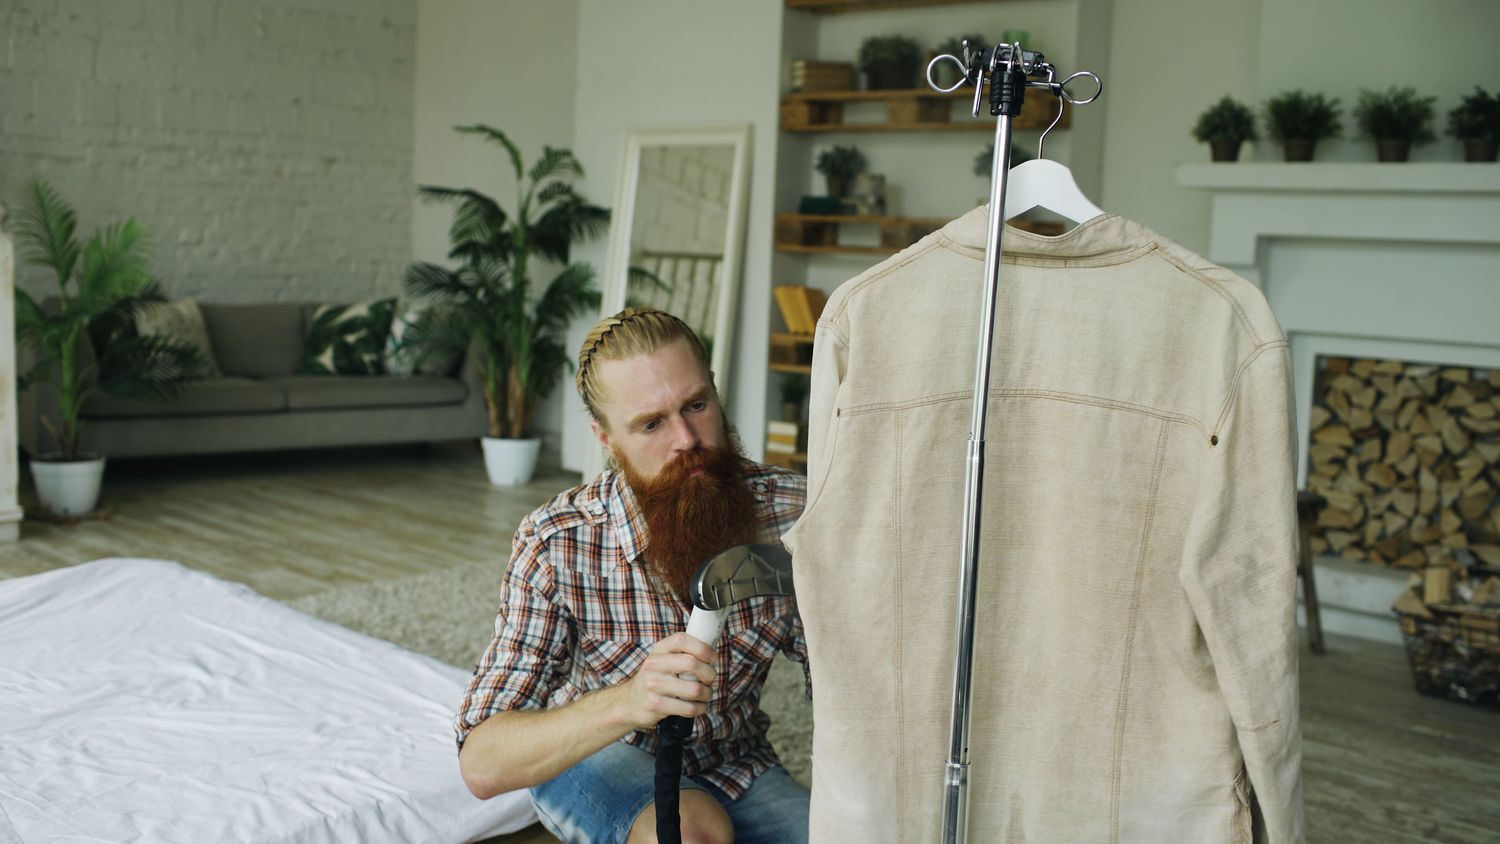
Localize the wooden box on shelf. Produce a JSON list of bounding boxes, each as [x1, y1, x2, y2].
[[791, 60, 856, 92]]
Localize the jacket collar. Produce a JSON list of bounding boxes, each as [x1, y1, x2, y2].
[[938, 205, 1158, 264]]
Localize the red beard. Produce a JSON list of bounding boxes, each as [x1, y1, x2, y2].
[[619, 429, 761, 604]]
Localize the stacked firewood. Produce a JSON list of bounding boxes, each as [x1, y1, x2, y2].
[[1305, 358, 1500, 573]]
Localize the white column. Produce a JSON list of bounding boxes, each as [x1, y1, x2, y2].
[[0, 202, 24, 541]]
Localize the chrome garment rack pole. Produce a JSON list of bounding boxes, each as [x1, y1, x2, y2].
[[924, 42, 1102, 844]]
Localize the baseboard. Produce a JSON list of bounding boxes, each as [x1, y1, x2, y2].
[[1298, 554, 1410, 646]]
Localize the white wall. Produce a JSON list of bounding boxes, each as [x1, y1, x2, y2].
[[561, 0, 786, 472], [1098, 0, 1262, 256], [1101, 0, 1500, 256], [0, 0, 416, 304], [1253, 0, 1500, 163], [412, 0, 581, 451]]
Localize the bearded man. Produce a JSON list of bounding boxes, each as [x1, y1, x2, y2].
[[455, 307, 811, 844]]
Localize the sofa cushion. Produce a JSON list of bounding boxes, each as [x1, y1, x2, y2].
[[260, 375, 468, 411], [200, 304, 306, 378], [296, 298, 398, 376], [81, 378, 287, 419], [135, 298, 222, 378]]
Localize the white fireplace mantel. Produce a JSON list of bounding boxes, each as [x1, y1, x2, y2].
[[1178, 163, 1500, 645], [1178, 163, 1500, 269]]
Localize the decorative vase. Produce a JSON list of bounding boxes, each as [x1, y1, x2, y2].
[[30, 453, 106, 517], [481, 436, 541, 486], [1282, 138, 1316, 162], [1375, 138, 1411, 163], [1463, 138, 1499, 163], [1209, 139, 1243, 162], [825, 175, 852, 199]]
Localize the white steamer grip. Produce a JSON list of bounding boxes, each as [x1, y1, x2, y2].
[[654, 543, 796, 844]]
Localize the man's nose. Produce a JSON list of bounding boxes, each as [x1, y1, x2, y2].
[[669, 415, 700, 451]]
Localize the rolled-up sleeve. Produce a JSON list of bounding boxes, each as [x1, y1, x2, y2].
[[454, 521, 572, 751]]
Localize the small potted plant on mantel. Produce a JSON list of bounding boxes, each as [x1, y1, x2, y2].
[[13, 180, 204, 517], [1192, 96, 1258, 162], [1447, 86, 1500, 163], [1264, 89, 1342, 162], [815, 145, 867, 200], [1353, 86, 1437, 163], [858, 34, 922, 91]]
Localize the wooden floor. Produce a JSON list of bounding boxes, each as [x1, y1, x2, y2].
[[3, 444, 1497, 843]]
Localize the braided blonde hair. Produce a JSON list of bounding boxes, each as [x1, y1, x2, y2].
[[576, 307, 712, 425]]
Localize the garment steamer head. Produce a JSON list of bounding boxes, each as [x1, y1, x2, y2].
[[689, 543, 795, 610]]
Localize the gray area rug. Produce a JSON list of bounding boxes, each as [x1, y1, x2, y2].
[[286, 562, 814, 785]]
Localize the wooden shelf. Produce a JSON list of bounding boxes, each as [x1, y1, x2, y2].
[[770, 363, 814, 375], [784, 88, 970, 103], [775, 213, 947, 255], [781, 86, 1067, 133], [788, 0, 1000, 14], [772, 332, 817, 345]]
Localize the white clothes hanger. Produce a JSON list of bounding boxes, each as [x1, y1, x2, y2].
[[1002, 93, 1104, 226]]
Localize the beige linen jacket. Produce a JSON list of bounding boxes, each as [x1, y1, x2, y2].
[[782, 209, 1303, 843]]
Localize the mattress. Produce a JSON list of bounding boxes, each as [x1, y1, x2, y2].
[[0, 558, 537, 843]]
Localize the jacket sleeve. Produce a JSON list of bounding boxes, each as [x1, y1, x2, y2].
[[1179, 342, 1304, 843], [793, 315, 849, 525]]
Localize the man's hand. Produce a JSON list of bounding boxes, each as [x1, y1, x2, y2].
[[618, 633, 718, 730]]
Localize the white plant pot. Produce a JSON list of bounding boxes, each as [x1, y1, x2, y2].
[[31, 453, 106, 517], [481, 437, 541, 486]]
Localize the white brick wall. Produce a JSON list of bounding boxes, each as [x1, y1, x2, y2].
[[0, 0, 415, 305], [630, 144, 735, 256]]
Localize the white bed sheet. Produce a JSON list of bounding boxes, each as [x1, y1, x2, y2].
[[0, 558, 536, 843]]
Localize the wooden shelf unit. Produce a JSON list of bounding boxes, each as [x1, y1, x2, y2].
[[781, 87, 1067, 133], [775, 213, 949, 255], [787, 0, 1001, 14]]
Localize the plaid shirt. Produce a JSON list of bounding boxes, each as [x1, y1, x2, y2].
[[456, 461, 809, 799]]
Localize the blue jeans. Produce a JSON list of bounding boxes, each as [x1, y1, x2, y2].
[[530, 740, 810, 844]]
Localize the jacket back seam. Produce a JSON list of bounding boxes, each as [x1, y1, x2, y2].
[[1109, 418, 1171, 843]]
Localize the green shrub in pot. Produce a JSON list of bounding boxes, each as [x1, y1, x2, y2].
[[1264, 89, 1342, 162], [1353, 86, 1436, 162]]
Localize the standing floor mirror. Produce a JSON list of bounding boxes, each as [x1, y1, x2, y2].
[[586, 124, 753, 476]]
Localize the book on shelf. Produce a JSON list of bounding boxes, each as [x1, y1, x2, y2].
[[772, 285, 829, 336], [767, 420, 800, 437]]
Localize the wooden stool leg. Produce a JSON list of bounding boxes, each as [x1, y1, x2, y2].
[[1298, 516, 1326, 655]]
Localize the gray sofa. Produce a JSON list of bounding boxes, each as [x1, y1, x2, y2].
[[18, 302, 487, 459]]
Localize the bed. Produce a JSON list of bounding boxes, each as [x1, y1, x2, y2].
[[0, 558, 537, 843]]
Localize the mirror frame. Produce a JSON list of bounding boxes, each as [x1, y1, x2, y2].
[[598, 123, 753, 396]]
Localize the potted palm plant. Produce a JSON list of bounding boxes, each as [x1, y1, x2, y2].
[[1192, 96, 1258, 162], [13, 180, 203, 516], [404, 124, 608, 486], [1264, 90, 1342, 162], [1354, 86, 1437, 162], [1447, 86, 1500, 163]]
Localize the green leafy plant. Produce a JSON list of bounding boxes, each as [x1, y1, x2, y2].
[[1192, 96, 1259, 144], [815, 145, 868, 180], [858, 34, 922, 90], [404, 124, 608, 439], [1264, 90, 1342, 141], [1447, 86, 1500, 141], [1353, 86, 1437, 143], [13, 180, 203, 461]]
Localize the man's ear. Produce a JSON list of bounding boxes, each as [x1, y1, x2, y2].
[[590, 419, 615, 461]]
